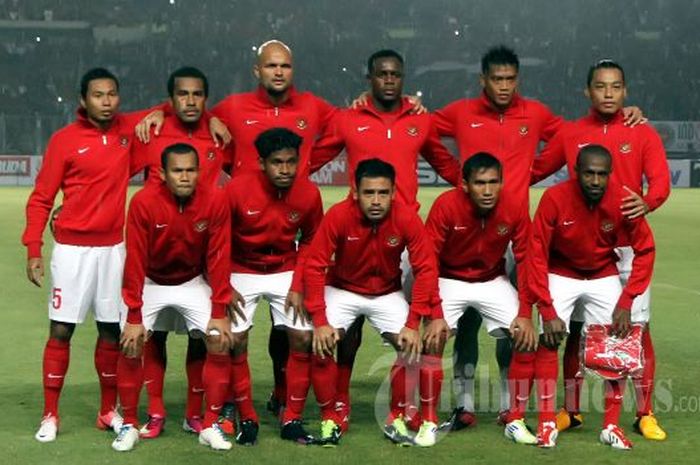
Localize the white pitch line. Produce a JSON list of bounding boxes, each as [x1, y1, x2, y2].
[[654, 282, 700, 297]]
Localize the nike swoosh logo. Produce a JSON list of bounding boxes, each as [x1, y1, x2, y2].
[[397, 401, 408, 408], [156, 224, 168, 229], [357, 126, 370, 132], [144, 379, 154, 385], [453, 226, 467, 230], [563, 220, 575, 226], [211, 404, 223, 410], [540, 393, 554, 400], [516, 395, 530, 402], [419, 397, 435, 403], [470, 123, 483, 128], [100, 372, 117, 378], [192, 388, 205, 393], [78, 147, 90, 154], [246, 210, 260, 215], [245, 120, 258, 125], [347, 236, 360, 241], [290, 395, 306, 402], [47, 373, 64, 379], [577, 142, 590, 148]]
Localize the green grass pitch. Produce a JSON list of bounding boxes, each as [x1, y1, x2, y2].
[[0, 186, 698, 464]]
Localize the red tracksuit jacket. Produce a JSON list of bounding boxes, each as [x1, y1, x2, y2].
[[304, 198, 438, 330], [22, 108, 150, 258], [527, 180, 655, 321], [224, 171, 323, 293], [425, 188, 531, 317], [434, 92, 563, 202], [131, 114, 230, 190], [211, 86, 336, 179], [122, 183, 231, 323], [309, 98, 461, 211], [531, 109, 671, 215]]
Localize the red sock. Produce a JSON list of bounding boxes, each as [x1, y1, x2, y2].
[[202, 353, 230, 428], [311, 355, 338, 421], [282, 351, 311, 423], [336, 363, 353, 407], [389, 358, 407, 419], [142, 338, 166, 417], [603, 379, 625, 426], [634, 328, 655, 417], [269, 327, 289, 403], [563, 331, 584, 414], [535, 345, 558, 424], [42, 338, 70, 417], [405, 362, 420, 409], [419, 355, 443, 423], [94, 339, 119, 415], [185, 357, 205, 419], [506, 351, 535, 423], [230, 353, 258, 423], [117, 353, 143, 426]]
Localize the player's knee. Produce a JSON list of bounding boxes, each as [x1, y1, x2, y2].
[[49, 320, 75, 342], [230, 331, 249, 355], [96, 321, 120, 343], [188, 335, 208, 359], [288, 329, 312, 352], [205, 335, 227, 354]]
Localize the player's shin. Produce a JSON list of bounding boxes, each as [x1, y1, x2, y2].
[[634, 328, 655, 417], [229, 352, 258, 422], [506, 350, 535, 423], [389, 357, 408, 420], [117, 353, 144, 426], [202, 352, 231, 428], [563, 324, 584, 414], [185, 337, 206, 419], [603, 379, 625, 427], [419, 355, 443, 423], [269, 326, 289, 406], [535, 345, 558, 424], [496, 337, 513, 413], [282, 351, 312, 423], [311, 354, 339, 420], [42, 338, 70, 417], [142, 336, 167, 417]]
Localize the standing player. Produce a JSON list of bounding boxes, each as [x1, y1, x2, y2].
[[309, 49, 461, 429], [304, 158, 437, 446], [531, 60, 669, 440], [224, 128, 329, 446], [433, 46, 644, 427], [423, 153, 538, 447], [130, 66, 231, 439], [526, 145, 655, 449], [114, 143, 234, 452], [23, 68, 150, 442]]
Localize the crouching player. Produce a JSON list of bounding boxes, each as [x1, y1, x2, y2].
[[114, 143, 235, 451], [223, 127, 329, 446], [422, 153, 537, 446], [305, 158, 437, 446], [526, 145, 655, 449]]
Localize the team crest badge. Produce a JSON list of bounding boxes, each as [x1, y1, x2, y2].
[[288, 210, 300, 223], [386, 235, 400, 247], [406, 126, 419, 137], [296, 118, 308, 130], [601, 220, 614, 233], [519, 125, 529, 136], [194, 220, 208, 232], [496, 224, 510, 236], [620, 142, 632, 154], [207, 149, 216, 161], [120, 136, 129, 147]]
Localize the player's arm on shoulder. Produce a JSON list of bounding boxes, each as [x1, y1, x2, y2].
[[432, 102, 459, 137], [621, 105, 647, 127], [538, 103, 564, 143]]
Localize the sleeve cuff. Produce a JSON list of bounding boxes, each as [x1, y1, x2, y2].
[[405, 311, 421, 330], [27, 242, 42, 259], [537, 303, 558, 321], [290, 272, 303, 293], [310, 309, 329, 327], [211, 302, 227, 319], [126, 307, 143, 324], [615, 293, 634, 312]]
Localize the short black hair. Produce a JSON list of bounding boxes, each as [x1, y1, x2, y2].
[[367, 49, 404, 75], [167, 66, 209, 97], [80, 68, 119, 98], [161, 142, 199, 170], [586, 59, 625, 87], [254, 127, 302, 160], [462, 152, 502, 181], [354, 158, 395, 188], [481, 45, 519, 75], [576, 144, 612, 169]]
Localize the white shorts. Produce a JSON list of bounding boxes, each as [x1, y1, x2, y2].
[[229, 271, 311, 333], [570, 246, 651, 323], [325, 286, 408, 335], [439, 276, 518, 338], [543, 273, 649, 333], [126, 275, 212, 337], [48, 242, 126, 324]]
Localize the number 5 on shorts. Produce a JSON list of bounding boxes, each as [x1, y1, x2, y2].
[[52, 288, 62, 310]]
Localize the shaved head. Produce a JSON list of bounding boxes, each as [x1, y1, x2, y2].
[[254, 40, 294, 99], [257, 39, 292, 60]]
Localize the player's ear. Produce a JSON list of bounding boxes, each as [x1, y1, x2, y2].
[[253, 64, 261, 80], [584, 87, 591, 99], [258, 157, 265, 171], [159, 167, 166, 182], [479, 74, 486, 89], [79, 96, 86, 110]]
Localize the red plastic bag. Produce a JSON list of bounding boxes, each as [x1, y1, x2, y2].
[[579, 324, 644, 380]]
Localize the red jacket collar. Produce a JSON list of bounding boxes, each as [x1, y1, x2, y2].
[[254, 85, 298, 107], [358, 97, 413, 119], [75, 107, 122, 132], [587, 107, 625, 125]]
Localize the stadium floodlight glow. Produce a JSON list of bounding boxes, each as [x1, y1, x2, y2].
[[36, 36, 41, 42], [252, 46, 257, 51], [57, 97, 62, 103], [416, 91, 423, 97], [169, 0, 175, 4], [342, 67, 347, 72], [454, 30, 460, 36]]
